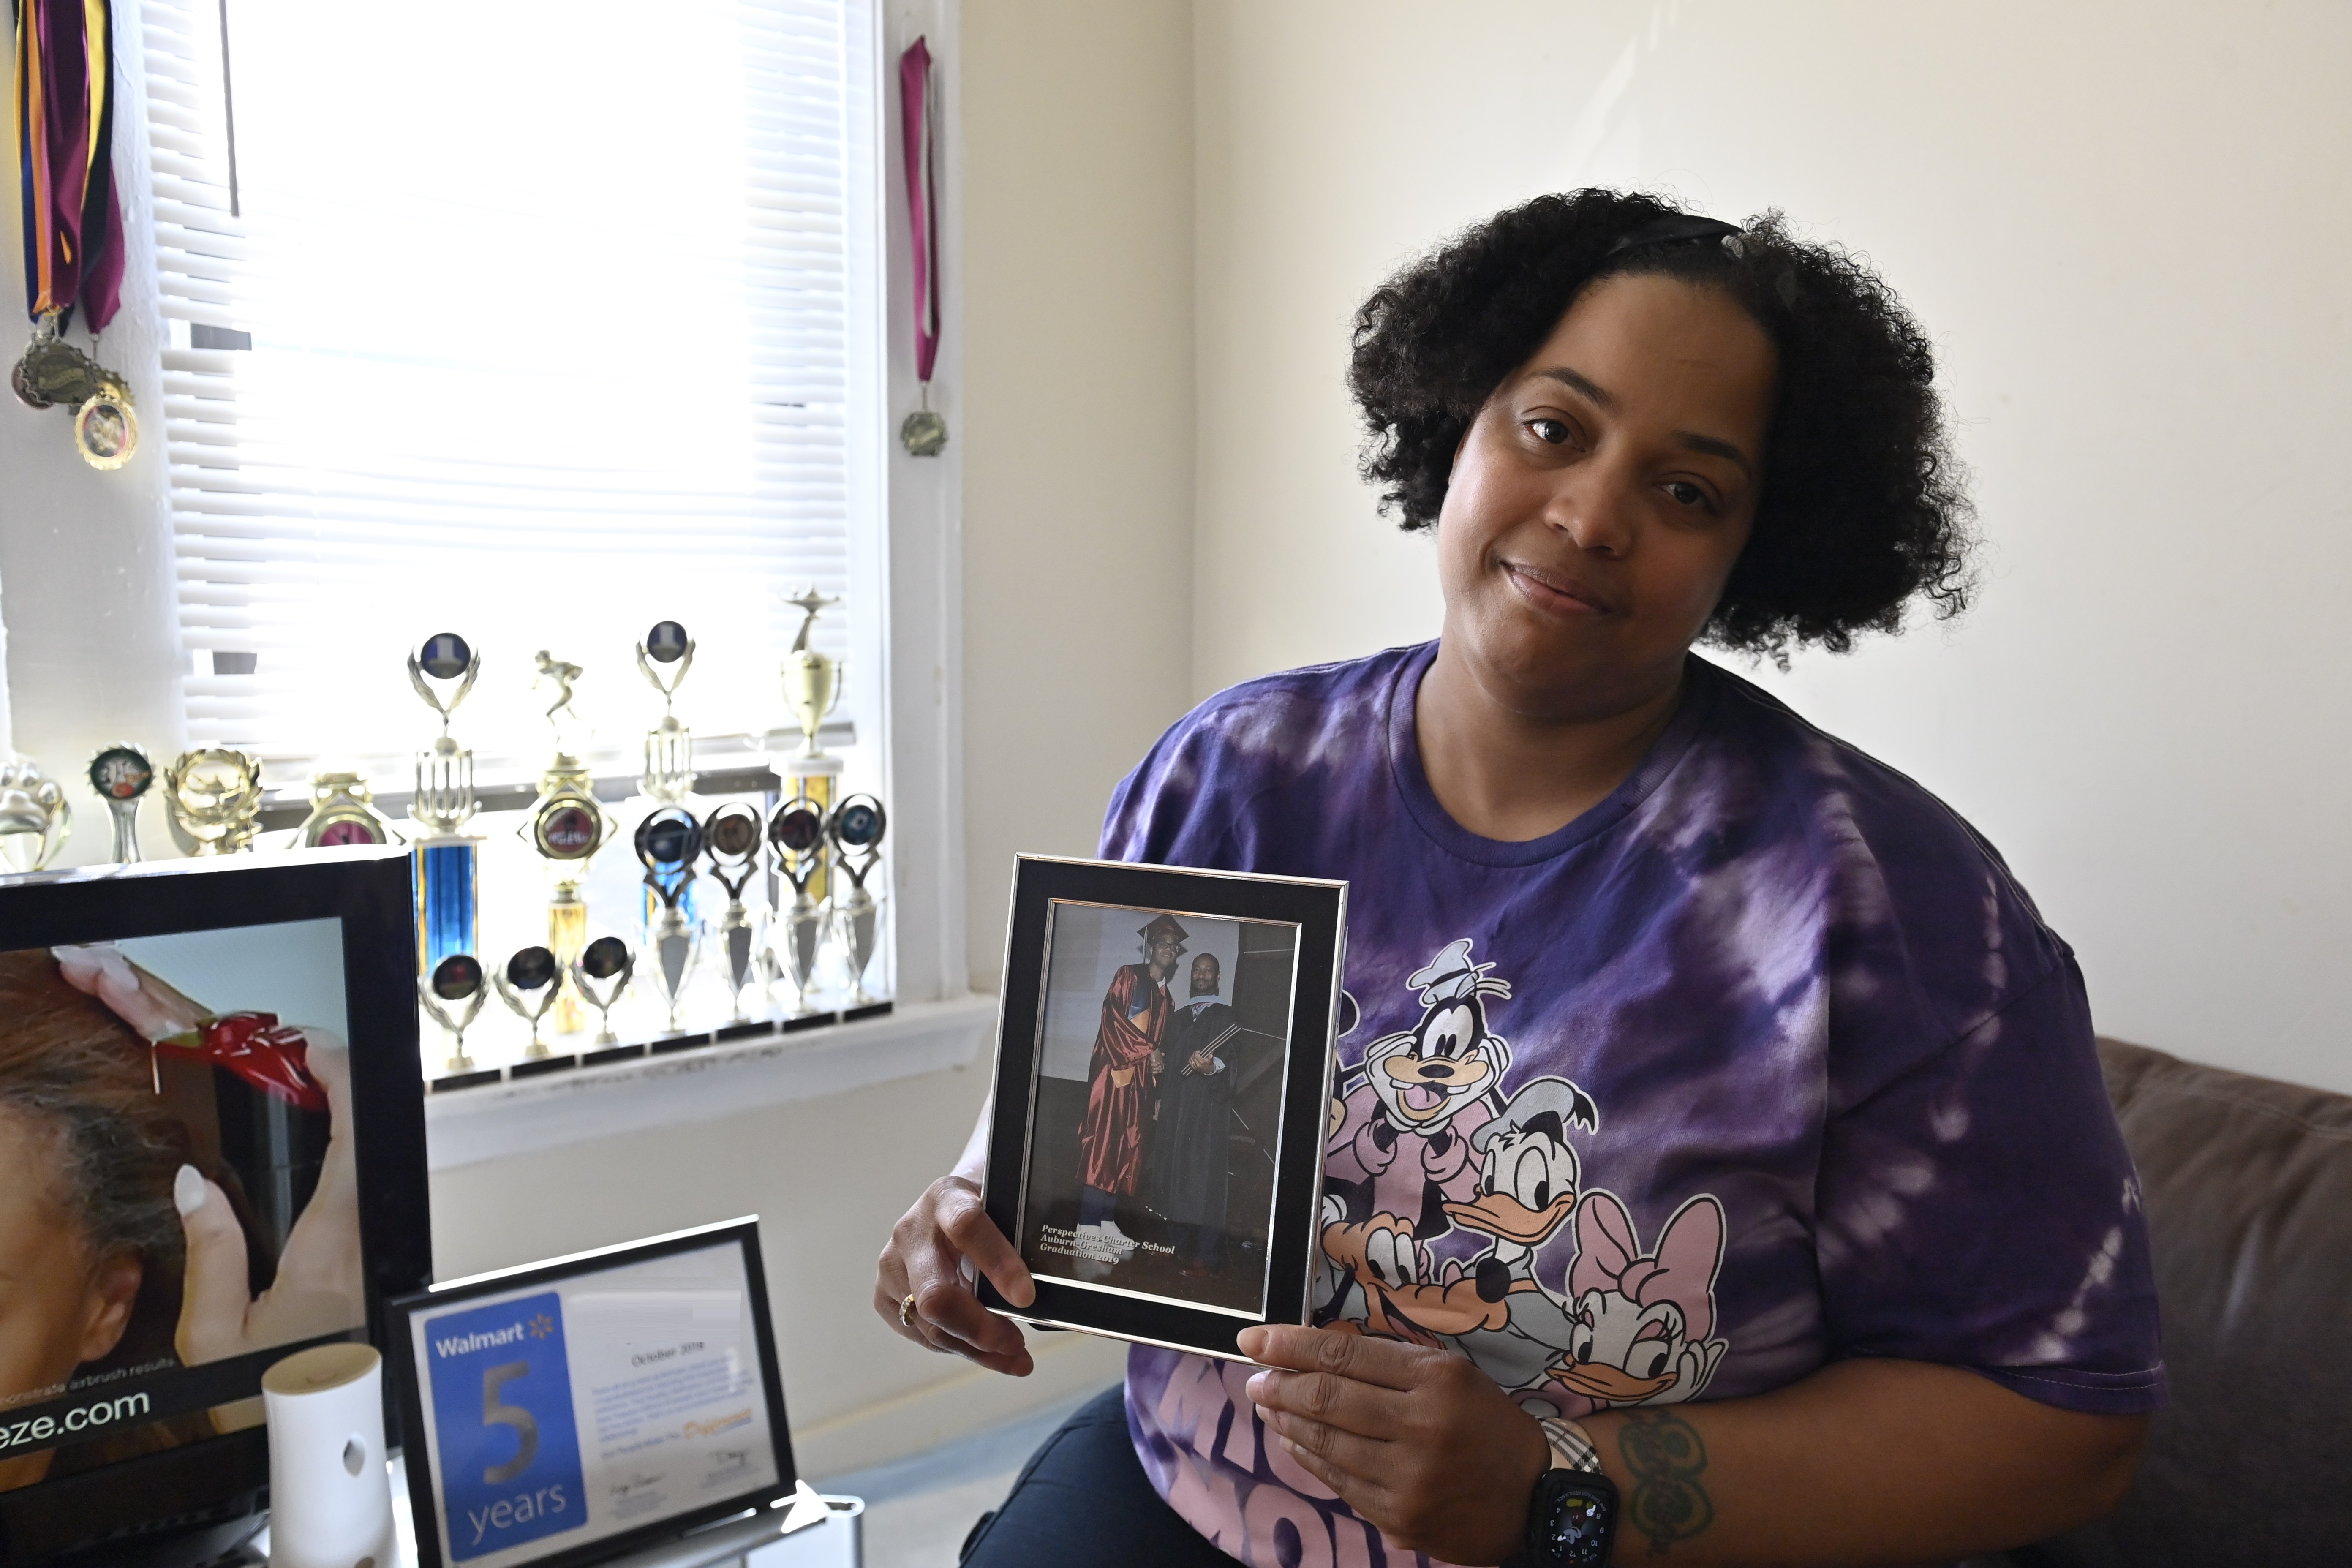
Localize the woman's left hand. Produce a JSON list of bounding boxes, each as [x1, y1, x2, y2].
[[1240, 1323, 1549, 1565], [172, 1029, 363, 1364]]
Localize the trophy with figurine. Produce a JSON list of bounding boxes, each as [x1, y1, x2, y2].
[[520, 651, 610, 1034], [777, 588, 843, 901]]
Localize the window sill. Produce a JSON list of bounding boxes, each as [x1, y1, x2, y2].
[[422, 991, 997, 1172]]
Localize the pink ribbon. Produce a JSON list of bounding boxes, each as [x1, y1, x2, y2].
[[898, 38, 939, 384]]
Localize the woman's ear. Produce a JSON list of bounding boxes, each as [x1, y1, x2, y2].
[[77, 1249, 144, 1364]]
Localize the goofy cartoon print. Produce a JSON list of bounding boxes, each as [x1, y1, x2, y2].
[[1325, 938, 1511, 1236], [1315, 935, 1734, 1413]]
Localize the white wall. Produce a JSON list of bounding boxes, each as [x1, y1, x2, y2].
[[960, 0, 1198, 989], [1191, 0, 2352, 1093], [0, 11, 186, 849], [427, 1055, 1125, 1481]]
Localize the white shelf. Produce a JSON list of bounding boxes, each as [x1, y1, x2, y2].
[[424, 992, 997, 1171]]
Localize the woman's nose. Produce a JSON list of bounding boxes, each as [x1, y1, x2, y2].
[[1544, 468, 1638, 556]]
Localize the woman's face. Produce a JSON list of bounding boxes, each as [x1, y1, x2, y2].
[[0, 1109, 141, 1406], [1435, 272, 1777, 719]]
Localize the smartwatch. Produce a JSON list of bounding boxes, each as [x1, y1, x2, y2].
[[1504, 1417, 1619, 1568]]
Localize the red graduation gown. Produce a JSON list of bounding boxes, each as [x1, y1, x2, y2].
[[1079, 962, 1168, 1195]]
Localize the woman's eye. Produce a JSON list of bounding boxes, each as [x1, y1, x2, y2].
[[1663, 480, 1713, 509], [1526, 418, 1573, 445]]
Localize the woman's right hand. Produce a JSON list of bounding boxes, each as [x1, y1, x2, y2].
[[875, 1174, 1038, 1376]]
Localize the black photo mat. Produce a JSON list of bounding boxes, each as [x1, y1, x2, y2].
[[979, 857, 1345, 1361]]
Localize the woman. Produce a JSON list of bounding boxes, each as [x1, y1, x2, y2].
[[878, 190, 2162, 1567]]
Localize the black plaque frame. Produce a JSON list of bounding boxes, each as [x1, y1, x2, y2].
[[0, 846, 430, 1563], [977, 855, 1345, 1361], [386, 1217, 795, 1568]]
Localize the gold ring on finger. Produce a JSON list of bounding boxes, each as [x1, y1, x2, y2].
[[900, 1292, 919, 1329]]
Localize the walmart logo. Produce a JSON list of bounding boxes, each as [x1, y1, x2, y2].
[[529, 1312, 556, 1341]]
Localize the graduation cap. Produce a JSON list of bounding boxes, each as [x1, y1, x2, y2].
[[1138, 912, 1190, 950]]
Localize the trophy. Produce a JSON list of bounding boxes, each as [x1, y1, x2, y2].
[[520, 647, 612, 1035], [571, 935, 634, 1047], [828, 793, 889, 1008], [87, 745, 153, 863], [781, 589, 843, 762], [778, 588, 844, 901], [409, 633, 483, 975], [766, 794, 829, 1014], [0, 756, 74, 874], [297, 770, 401, 848], [634, 806, 704, 1034], [702, 801, 765, 1020], [419, 953, 488, 1075], [163, 748, 263, 855], [637, 619, 697, 803], [493, 945, 562, 1059]]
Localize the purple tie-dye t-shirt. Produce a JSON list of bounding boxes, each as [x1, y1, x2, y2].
[[1101, 644, 2164, 1568]]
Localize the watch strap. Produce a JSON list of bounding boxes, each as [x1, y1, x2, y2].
[[1538, 1416, 1603, 1474]]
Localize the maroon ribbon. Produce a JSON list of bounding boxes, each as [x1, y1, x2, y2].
[[14, 0, 124, 330], [157, 1013, 329, 1113], [898, 37, 939, 384]]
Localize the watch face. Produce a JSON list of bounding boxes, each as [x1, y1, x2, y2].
[[1534, 1473, 1617, 1568]]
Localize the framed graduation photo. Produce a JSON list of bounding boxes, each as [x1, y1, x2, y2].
[[979, 855, 1347, 1360]]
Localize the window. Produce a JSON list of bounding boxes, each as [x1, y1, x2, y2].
[[140, 0, 878, 770]]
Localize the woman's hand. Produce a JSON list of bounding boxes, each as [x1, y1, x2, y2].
[[1241, 1323, 1549, 1566], [874, 1175, 1038, 1377], [172, 1029, 365, 1365], [55, 944, 204, 1040]]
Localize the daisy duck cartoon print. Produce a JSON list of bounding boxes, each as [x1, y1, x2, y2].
[[1316, 936, 1733, 1418]]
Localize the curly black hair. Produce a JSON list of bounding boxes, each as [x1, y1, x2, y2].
[[1349, 189, 1973, 658]]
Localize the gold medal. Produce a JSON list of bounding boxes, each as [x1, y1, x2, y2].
[[12, 333, 102, 410], [72, 378, 138, 470]]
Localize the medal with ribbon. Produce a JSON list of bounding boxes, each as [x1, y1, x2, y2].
[[897, 36, 945, 457], [12, 0, 137, 468]]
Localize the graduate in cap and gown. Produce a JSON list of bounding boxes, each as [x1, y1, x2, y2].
[[1075, 912, 1184, 1249], [1152, 951, 1243, 1277]]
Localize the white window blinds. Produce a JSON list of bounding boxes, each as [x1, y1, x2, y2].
[[139, 0, 869, 768]]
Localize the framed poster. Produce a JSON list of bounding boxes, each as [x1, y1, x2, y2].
[[977, 856, 1347, 1360], [385, 1219, 794, 1568]]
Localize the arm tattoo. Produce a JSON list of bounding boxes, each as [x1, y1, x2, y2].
[[1616, 1410, 1713, 1554]]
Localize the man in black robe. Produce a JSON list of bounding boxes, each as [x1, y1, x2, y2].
[[1151, 953, 1241, 1277]]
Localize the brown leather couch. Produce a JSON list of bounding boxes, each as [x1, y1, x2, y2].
[[1996, 1038, 2352, 1564]]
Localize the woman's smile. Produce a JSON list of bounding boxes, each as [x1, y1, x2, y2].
[[1499, 558, 1616, 619]]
